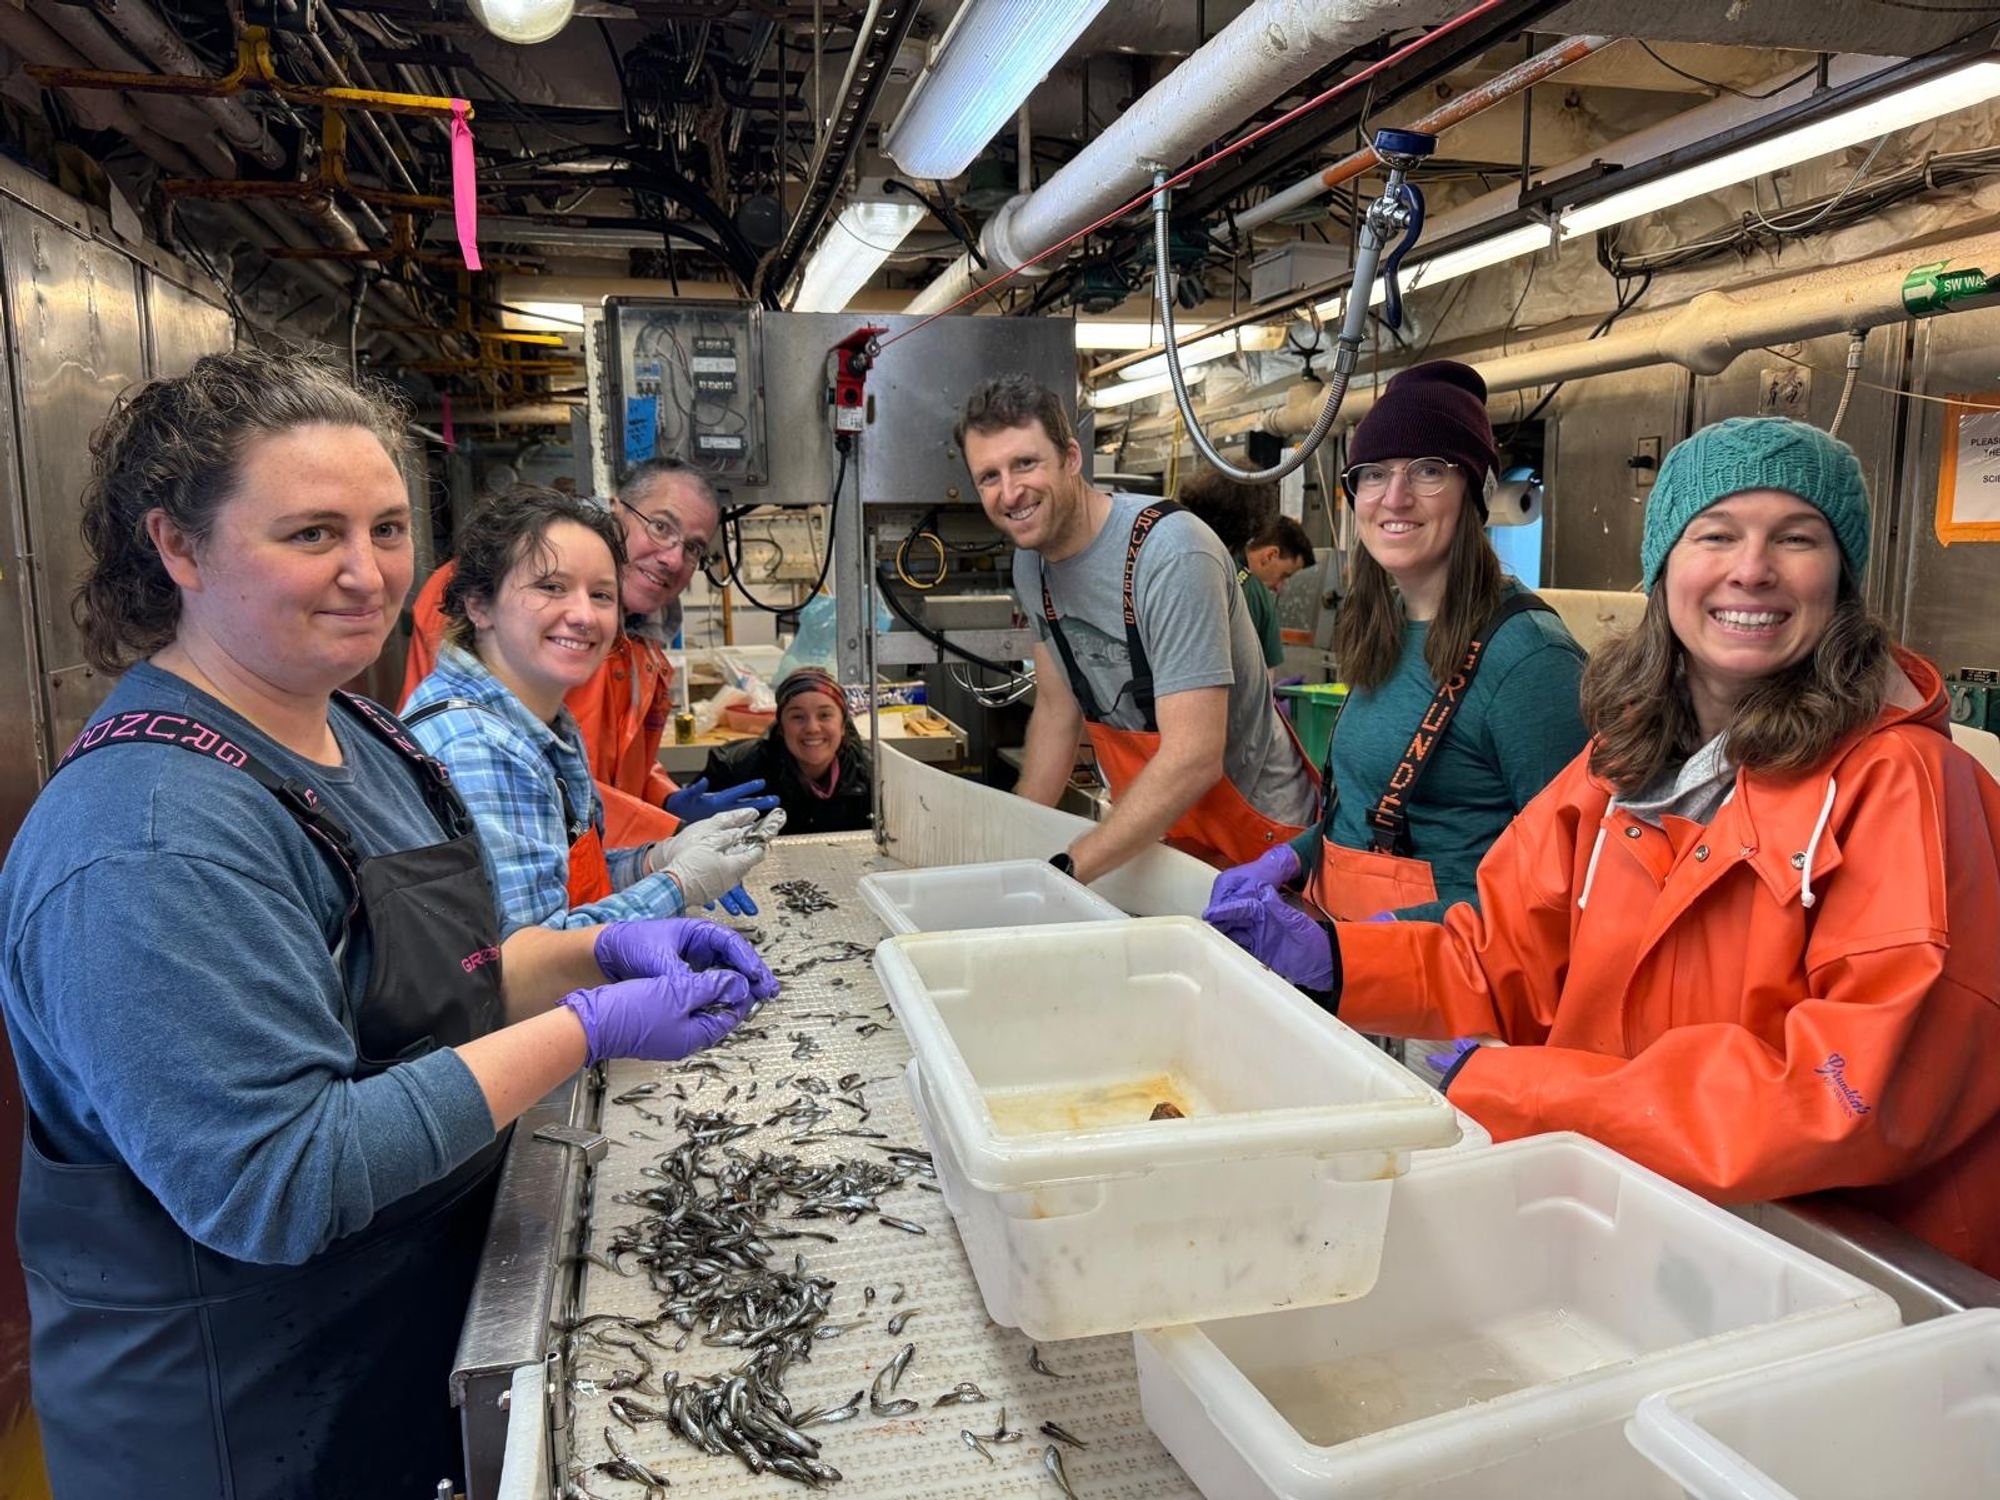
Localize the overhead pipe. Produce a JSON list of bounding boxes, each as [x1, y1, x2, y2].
[[1228, 34, 1608, 238], [760, 0, 924, 302], [1100, 51, 1895, 375], [1185, 229, 2000, 444], [87, 0, 283, 168], [36, 5, 234, 175], [902, 0, 1461, 315], [0, 6, 215, 174]]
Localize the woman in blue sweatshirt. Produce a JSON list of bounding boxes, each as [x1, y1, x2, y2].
[[0, 351, 775, 1500]]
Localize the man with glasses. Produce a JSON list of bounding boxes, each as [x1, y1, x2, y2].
[[957, 374, 1318, 883], [401, 459, 777, 845]]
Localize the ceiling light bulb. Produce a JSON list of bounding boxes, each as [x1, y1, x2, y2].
[[468, 0, 575, 45]]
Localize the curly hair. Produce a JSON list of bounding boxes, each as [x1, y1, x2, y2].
[[441, 485, 628, 650], [1176, 466, 1277, 555], [74, 348, 409, 673]]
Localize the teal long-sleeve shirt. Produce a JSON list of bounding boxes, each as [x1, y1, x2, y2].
[[1292, 594, 1588, 921]]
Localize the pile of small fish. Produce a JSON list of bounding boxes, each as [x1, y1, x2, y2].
[[565, 1109, 937, 1492], [771, 878, 839, 916]]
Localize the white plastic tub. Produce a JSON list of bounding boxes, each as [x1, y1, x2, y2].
[[873, 916, 1460, 1341], [1134, 1134, 1899, 1500], [857, 859, 1125, 935], [1627, 1309, 2000, 1500]]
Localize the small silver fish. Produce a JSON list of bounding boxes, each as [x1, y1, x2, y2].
[[961, 1428, 995, 1463], [1044, 1443, 1080, 1498], [1029, 1344, 1072, 1379], [886, 1308, 920, 1335]]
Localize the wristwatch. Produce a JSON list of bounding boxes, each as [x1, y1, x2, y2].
[[1049, 852, 1076, 876]]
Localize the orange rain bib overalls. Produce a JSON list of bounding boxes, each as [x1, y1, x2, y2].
[[1040, 501, 1318, 870], [1305, 593, 1554, 920]]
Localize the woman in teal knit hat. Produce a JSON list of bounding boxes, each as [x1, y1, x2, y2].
[[1210, 414, 2000, 1281]]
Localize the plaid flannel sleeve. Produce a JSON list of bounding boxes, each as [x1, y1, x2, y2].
[[431, 715, 687, 930]]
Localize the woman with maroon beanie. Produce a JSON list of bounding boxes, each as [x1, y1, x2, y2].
[[1207, 359, 1587, 928], [702, 667, 874, 835]]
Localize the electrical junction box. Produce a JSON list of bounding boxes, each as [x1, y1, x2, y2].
[[1948, 668, 2000, 733], [1250, 241, 1349, 304], [602, 301, 767, 487]]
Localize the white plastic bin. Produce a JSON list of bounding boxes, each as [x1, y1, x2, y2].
[[857, 859, 1126, 935], [1627, 1309, 2000, 1500], [873, 916, 1460, 1341], [1134, 1134, 1899, 1500]]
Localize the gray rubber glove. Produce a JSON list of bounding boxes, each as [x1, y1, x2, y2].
[[647, 807, 768, 908]]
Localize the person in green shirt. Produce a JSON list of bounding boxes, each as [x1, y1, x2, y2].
[[1238, 515, 1314, 680], [1205, 360, 1588, 925]]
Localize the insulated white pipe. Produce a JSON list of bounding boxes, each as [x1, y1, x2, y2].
[[902, 0, 1456, 315], [1224, 229, 2000, 440], [89, 0, 285, 168], [0, 6, 208, 174]]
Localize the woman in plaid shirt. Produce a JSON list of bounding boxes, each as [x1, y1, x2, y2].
[[405, 487, 770, 928]]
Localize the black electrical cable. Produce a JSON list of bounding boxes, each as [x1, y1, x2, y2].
[[1632, 43, 1821, 102], [1496, 266, 1654, 442], [725, 442, 848, 614], [875, 564, 1022, 676]]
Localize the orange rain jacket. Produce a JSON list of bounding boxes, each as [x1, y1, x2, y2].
[[400, 563, 680, 846], [1330, 650, 2000, 1278]]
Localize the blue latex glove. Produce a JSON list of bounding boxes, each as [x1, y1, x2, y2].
[[664, 776, 781, 824], [1203, 885, 1333, 991], [709, 884, 759, 918], [1424, 1038, 1481, 1078], [594, 917, 780, 1002], [1208, 844, 1303, 910], [559, 972, 752, 1065]]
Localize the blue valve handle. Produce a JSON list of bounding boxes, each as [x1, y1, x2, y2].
[[1379, 181, 1427, 331], [1372, 127, 1439, 162]]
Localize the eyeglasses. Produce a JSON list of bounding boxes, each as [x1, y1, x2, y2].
[[617, 494, 711, 570], [1342, 457, 1461, 501]]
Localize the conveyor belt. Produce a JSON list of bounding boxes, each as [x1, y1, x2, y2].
[[565, 833, 1201, 1498]]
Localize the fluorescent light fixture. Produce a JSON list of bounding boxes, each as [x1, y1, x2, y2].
[[883, 0, 1112, 179], [1118, 327, 1288, 382], [1563, 59, 2000, 233], [1309, 60, 2000, 321], [500, 299, 585, 333], [467, 0, 574, 44], [1074, 320, 1206, 350], [1088, 369, 1206, 409], [1312, 224, 1554, 321], [793, 199, 928, 313]]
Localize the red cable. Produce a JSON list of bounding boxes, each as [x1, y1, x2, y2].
[[876, 0, 1519, 351]]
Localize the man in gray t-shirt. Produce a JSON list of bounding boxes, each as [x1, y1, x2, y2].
[[956, 375, 1316, 883]]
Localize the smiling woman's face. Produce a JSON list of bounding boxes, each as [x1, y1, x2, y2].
[[1664, 489, 1841, 721], [780, 694, 844, 777]]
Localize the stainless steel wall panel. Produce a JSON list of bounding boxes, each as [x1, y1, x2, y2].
[[1690, 329, 1908, 613], [143, 270, 233, 378], [0, 281, 44, 856], [1894, 308, 2000, 669], [0, 201, 146, 758], [1545, 364, 1691, 591]]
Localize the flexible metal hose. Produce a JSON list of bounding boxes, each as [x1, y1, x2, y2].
[[1828, 328, 1868, 438], [1151, 174, 1389, 484]]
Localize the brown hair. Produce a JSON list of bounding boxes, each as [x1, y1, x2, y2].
[[441, 485, 628, 650], [1580, 575, 1892, 794], [954, 373, 1075, 454], [619, 454, 720, 518], [1176, 465, 1275, 554], [1334, 493, 1506, 692], [1251, 515, 1314, 564], [74, 349, 409, 673]]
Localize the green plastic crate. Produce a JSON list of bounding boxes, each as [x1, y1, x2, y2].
[[1278, 682, 1348, 765]]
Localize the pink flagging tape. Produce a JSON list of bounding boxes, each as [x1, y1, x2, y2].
[[449, 101, 482, 272]]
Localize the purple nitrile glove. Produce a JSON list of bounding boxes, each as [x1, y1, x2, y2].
[[664, 776, 781, 824], [1424, 1038, 1481, 1077], [1208, 844, 1303, 910], [594, 916, 780, 1002], [1203, 885, 1333, 991], [559, 971, 752, 1066]]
